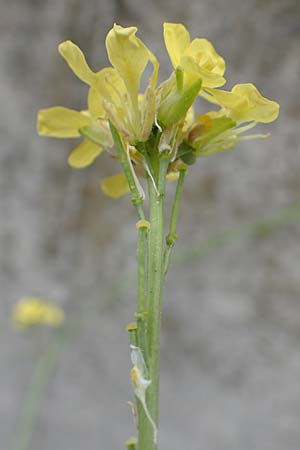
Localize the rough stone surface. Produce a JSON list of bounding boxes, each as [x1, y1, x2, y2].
[[1, 0, 300, 449]]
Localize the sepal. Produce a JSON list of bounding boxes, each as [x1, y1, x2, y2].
[[158, 78, 202, 127]]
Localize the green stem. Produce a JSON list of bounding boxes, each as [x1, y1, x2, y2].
[[163, 169, 186, 275], [110, 122, 151, 446], [138, 153, 169, 450]]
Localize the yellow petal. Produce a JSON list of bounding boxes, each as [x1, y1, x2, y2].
[[164, 24, 226, 89], [232, 84, 279, 123], [94, 67, 127, 105], [106, 25, 148, 99], [139, 81, 157, 141], [208, 84, 280, 123], [68, 140, 102, 168], [37, 107, 91, 137], [189, 38, 225, 77], [58, 40, 97, 86], [101, 173, 130, 198], [88, 87, 105, 117], [94, 68, 135, 138], [181, 55, 225, 89], [183, 106, 195, 131], [163, 23, 190, 68], [105, 24, 158, 136], [139, 48, 159, 140], [205, 88, 246, 110]]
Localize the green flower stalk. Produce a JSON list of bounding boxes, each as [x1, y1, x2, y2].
[[37, 22, 279, 450]]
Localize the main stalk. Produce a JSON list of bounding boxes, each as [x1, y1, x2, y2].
[[138, 154, 169, 450]]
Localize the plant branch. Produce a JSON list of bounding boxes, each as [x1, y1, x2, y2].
[[109, 122, 145, 220], [164, 169, 186, 275]]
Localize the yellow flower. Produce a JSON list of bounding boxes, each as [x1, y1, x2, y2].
[[37, 24, 160, 196], [180, 103, 278, 160], [157, 23, 225, 127], [105, 24, 159, 141], [204, 83, 280, 123], [163, 22, 226, 89], [37, 89, 112, 168], [178, 84, 279, 158], [12, 298, 65, 328], [55, 26, 158, 143]]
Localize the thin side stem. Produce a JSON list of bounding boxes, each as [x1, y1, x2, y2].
[[109, 122, 145, 220], [164, 169, 186, 276], [136, 224, 148, 355], [10, 330, 68, 450], [135, 221, 150, 438]]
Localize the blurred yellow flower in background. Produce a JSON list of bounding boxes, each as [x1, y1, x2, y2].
[[13, 298, 65, 328]]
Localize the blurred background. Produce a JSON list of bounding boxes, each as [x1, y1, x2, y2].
[[1, 0, 300, 449]]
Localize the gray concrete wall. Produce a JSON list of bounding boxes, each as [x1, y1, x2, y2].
[[1, 0, 300, 449]]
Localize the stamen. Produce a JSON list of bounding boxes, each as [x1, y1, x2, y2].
[[234, 121, 257, 135]]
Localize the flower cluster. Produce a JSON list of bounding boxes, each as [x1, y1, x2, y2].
[[37, 23, 279, 198]]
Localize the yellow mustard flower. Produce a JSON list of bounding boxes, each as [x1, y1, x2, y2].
[[163, 22, 226, 89], [41, 26, 159, 145], [37, 25, 160, 196], [37, 23, 279, 192], [180, 99, 279, 160], [13, 298, 65, 328], [37, 86, 112, 168], [157, 23, 225, 127], [203, 83, 279, 123], [176, 82, 279, 159]]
